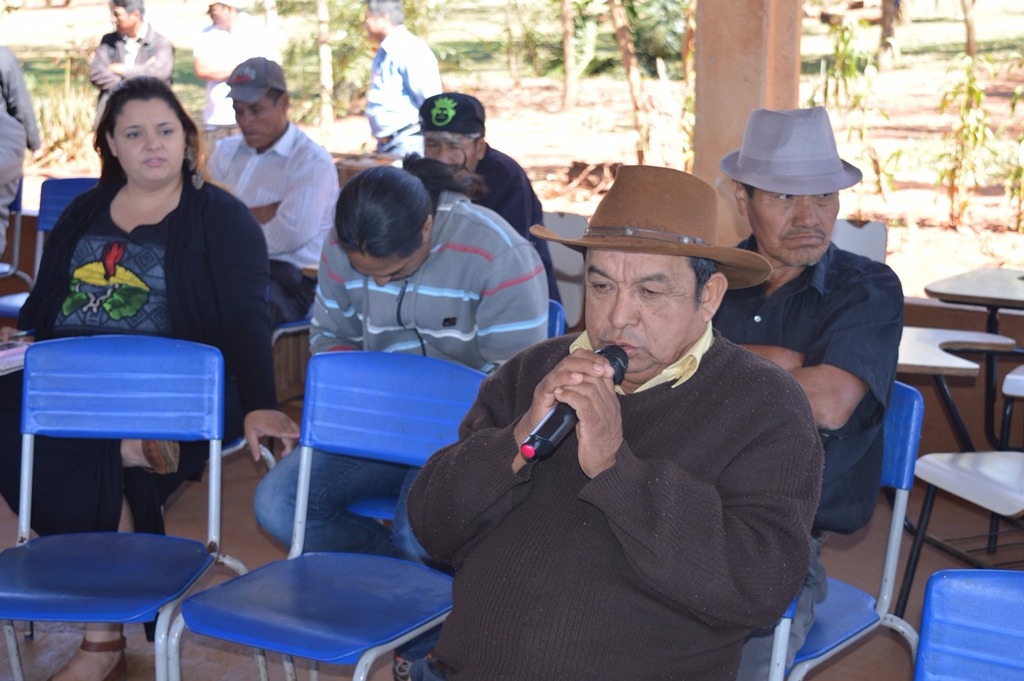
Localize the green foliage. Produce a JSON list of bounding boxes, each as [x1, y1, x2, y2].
[[503, 0, 557, 79], [935, 54, 998, 228], [28, 40, 98, 170], [1002, 54, 1024, 232], [806, 19, 898, 216], [33, 81, 97, 169], [275, 0, 441, 116], [626, 0, 691, 78], [806, 19, 874, 111]]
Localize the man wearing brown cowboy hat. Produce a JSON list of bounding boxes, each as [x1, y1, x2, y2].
[[714, 107, 904, 679], [406, 166, 824, 680]]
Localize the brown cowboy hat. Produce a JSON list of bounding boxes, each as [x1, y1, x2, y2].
[[530, 165, 771, 289]]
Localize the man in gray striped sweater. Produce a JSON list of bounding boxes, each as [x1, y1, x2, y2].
[[254, 155, 548, 562]]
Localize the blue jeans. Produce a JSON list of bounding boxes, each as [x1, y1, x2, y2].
[[254, 448, 409, 557], [254, 452, 441, 659]]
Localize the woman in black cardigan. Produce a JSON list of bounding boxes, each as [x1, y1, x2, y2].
[[0, 77, 299, 681]]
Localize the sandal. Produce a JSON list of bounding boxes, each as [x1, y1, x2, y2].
[[48, 636, 127, 681], [141, 439, 180, 475]]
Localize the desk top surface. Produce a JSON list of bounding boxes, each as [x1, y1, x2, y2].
[[924, 268, 1024, 310], [898, 326, 1016, 376]]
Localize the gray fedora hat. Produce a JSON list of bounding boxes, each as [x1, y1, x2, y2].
[[720, 107, 862, 195]]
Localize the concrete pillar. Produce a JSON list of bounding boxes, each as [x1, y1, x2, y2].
[[692, 0, 803, 245]]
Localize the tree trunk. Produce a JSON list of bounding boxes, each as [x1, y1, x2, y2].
[[262, 0, 279, 39], [607, 0, 646, 163], [960, 0, 976, 56], [316, 0, 334, 133], [878, 0, 901, 70], [680, 0, 696, 85], [561, 0, 577, 110]]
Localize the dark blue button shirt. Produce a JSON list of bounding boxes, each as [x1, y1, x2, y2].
[[714, 238, 904, 532], [475, 145, 560, 303]]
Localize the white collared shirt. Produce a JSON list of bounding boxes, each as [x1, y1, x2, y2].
[[209, 122, 339, 268]]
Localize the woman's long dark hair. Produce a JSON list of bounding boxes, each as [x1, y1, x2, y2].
[[333, 154, 473, 259], [94, 76, 206, 188]]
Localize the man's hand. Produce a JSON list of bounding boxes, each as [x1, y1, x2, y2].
[[250, 202, 281, 225], [512, 349, 622, 477], [244, 409, 300, 461]]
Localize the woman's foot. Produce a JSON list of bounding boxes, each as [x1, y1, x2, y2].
[[48, 635, 127, 681]]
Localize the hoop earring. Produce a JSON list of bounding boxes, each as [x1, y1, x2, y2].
[[185, 146, 204, 190]]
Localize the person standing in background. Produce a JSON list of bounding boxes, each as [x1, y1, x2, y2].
[[194, 0, 280, 139], [0, 47, 37, 256], [363, 0, 441, 156], [89, 0, 175, 129]]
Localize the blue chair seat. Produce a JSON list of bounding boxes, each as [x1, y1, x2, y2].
[[0, 533, 213, 623], [0, 291, 28, 318], [181, 553, 451, 664], [346, 496, 397, 522], [793, 578, 879, 663]]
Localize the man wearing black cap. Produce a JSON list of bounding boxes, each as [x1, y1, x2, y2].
[[419, 92, 560, 302], [209, 57, 339, 326]]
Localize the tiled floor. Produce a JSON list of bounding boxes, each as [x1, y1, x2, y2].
[[0, 445, 1019, 681]]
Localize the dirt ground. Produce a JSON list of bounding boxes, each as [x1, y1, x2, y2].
[[10, 0, 1024, 299]]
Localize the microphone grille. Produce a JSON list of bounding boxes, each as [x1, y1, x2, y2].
[[597, 345, 628, 385]]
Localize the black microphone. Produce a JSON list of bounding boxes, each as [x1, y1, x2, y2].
[[520, 345, 628, 461]]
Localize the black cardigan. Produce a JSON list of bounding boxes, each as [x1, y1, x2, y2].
[[19, 176, 279, 416]]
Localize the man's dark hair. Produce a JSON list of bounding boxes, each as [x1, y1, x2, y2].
[[690, 256, 717, 305], [365, 0, 404, 24], [742, 183, 757, 198], [111, 0, 145, 17], [334, 154, 471, 259]]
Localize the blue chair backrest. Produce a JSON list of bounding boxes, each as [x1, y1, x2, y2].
[[914, 569, 1024, 680], [22, 335, 224, 441], [37, 177, 97, 234], [301, 352, 485, 467], [548, 299, 566, 337], [881, 381, 923, 492]]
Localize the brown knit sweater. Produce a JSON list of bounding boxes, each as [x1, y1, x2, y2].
[[408, 332, 823, 680]]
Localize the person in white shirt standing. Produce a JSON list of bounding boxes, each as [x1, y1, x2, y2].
[[363, 0, 441, 156], [209, 58, 339, 326], [193, 1, 279, 136]]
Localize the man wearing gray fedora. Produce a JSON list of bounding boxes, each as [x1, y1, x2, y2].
[[407, 165, 824, 680], [714, 106, 904, 678]]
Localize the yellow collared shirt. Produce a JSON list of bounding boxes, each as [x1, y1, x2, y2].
[[569, 321, 715, 394]]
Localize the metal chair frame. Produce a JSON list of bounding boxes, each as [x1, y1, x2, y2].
[[768, 381, 924, 680], [170, 352, 485, 681], [0, 335, 227, 681]]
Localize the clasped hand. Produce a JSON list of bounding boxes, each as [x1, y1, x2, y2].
[[513, 349, 623, 478]]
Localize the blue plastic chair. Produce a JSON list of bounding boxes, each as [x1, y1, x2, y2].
[[548, 298, 567, 337], [0, 335, 226, 681], [0, 177, 97, 319], [768, 381, 924, 680], [346, 300, 562, 524], [913, 569, 1024, 680], [170, 352, 485, 681]]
